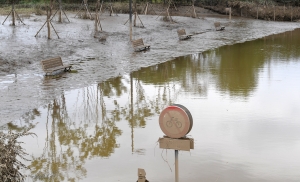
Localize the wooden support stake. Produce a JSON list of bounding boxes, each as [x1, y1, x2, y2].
[[136, 13, 145, 27], [12, 4, 15, 25], [192, 5, 196, 18], [167, 5, 171, 21], [291, 6, 292, 21], [144, 2, 148, 15], [95, 0, 103, 35], [47, 10, 51, 39], [134, 12, 137, 26], [274, 6, 275, 21], [50, 21, 60, 38], [256, 5, 258, 19], [58, 0, 62, 22]]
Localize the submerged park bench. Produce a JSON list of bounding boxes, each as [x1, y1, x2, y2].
[[132, 38, 150, 52], [214, 22, 225, 31], [177, 29, 192, 40], [41, 56, 72, 76]]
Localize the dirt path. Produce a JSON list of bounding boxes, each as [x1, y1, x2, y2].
[[0, 9, 300, 126]]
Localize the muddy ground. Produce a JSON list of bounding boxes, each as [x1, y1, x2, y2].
[[1, 6, 300, 126]]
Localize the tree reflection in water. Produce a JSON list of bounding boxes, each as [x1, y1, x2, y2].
[[27, 43, 273, 180], [29, 81, 122, 181]]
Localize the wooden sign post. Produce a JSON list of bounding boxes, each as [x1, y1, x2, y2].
[[158, 104, 194, 182]]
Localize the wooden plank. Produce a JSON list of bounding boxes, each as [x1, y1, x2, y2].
[[159, 137, 194, 151]]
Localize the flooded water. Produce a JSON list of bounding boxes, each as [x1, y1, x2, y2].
[[2, 28, 299, 181], [1, 13, 300, 123]]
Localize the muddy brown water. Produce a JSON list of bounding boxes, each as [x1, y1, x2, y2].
[[1, 12, 300, 181], [1, 13, 300, 124]]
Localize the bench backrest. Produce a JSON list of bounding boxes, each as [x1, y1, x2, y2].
[[132, 38, 144, 47], [214, 22, 221, 28], [177, 29, 186, 36], [41, 57, 63, 71]]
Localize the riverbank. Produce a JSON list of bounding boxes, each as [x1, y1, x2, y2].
[[1, 1, 300, 21], [1, 10, 300, 126]]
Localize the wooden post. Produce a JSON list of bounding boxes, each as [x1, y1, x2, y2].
[[290, 5, 292, 21], [167, 4, 171, 21], [95, 17, 98, 33], [95, 0, 102, 35], [58, 0, 62, 22], [134, 0, 137, 26], [84, 0, 88, 18], [256, 5, 259, 19], [144, 2, 148, 15], [192, 5, 196, 18], [110, 5, 113, 16], [273, 6, 275, 21], [12, 2, 15, 26], [50, 0, 53, 17], [134, 12, 137, 26], [95, 0, 99, 33], [47, 8, 51, 39], [129, 0, 132, 41], [175, 150, 178, 182]]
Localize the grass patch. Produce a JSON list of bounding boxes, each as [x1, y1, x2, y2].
[[69, 70, 78, 73]]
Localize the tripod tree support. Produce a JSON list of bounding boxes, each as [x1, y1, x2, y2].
[[2, 0, 25, 25], [74, 0, 93, 19], [94, 0, 103, 36], [184, 1, 197, 18], [99, 1, 118, 16], [51, 0, 70, 23], [35, 6, 60, 39], [143, 2, 157, 15], [124, 12, 145, 28], [156, 0, 176, 22]]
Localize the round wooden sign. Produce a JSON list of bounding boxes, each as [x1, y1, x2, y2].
[[159, 104, 193, 138]]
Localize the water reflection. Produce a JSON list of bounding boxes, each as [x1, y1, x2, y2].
[[28, 87, 123, 181], [9, 29, 300, 181], [25, 72, 174, 180], [134, 29, 300, 99]]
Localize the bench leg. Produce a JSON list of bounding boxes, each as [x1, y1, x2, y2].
[[64, 67, 71, 72]]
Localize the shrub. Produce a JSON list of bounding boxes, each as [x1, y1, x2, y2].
[[0, 127, 36, 182]]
